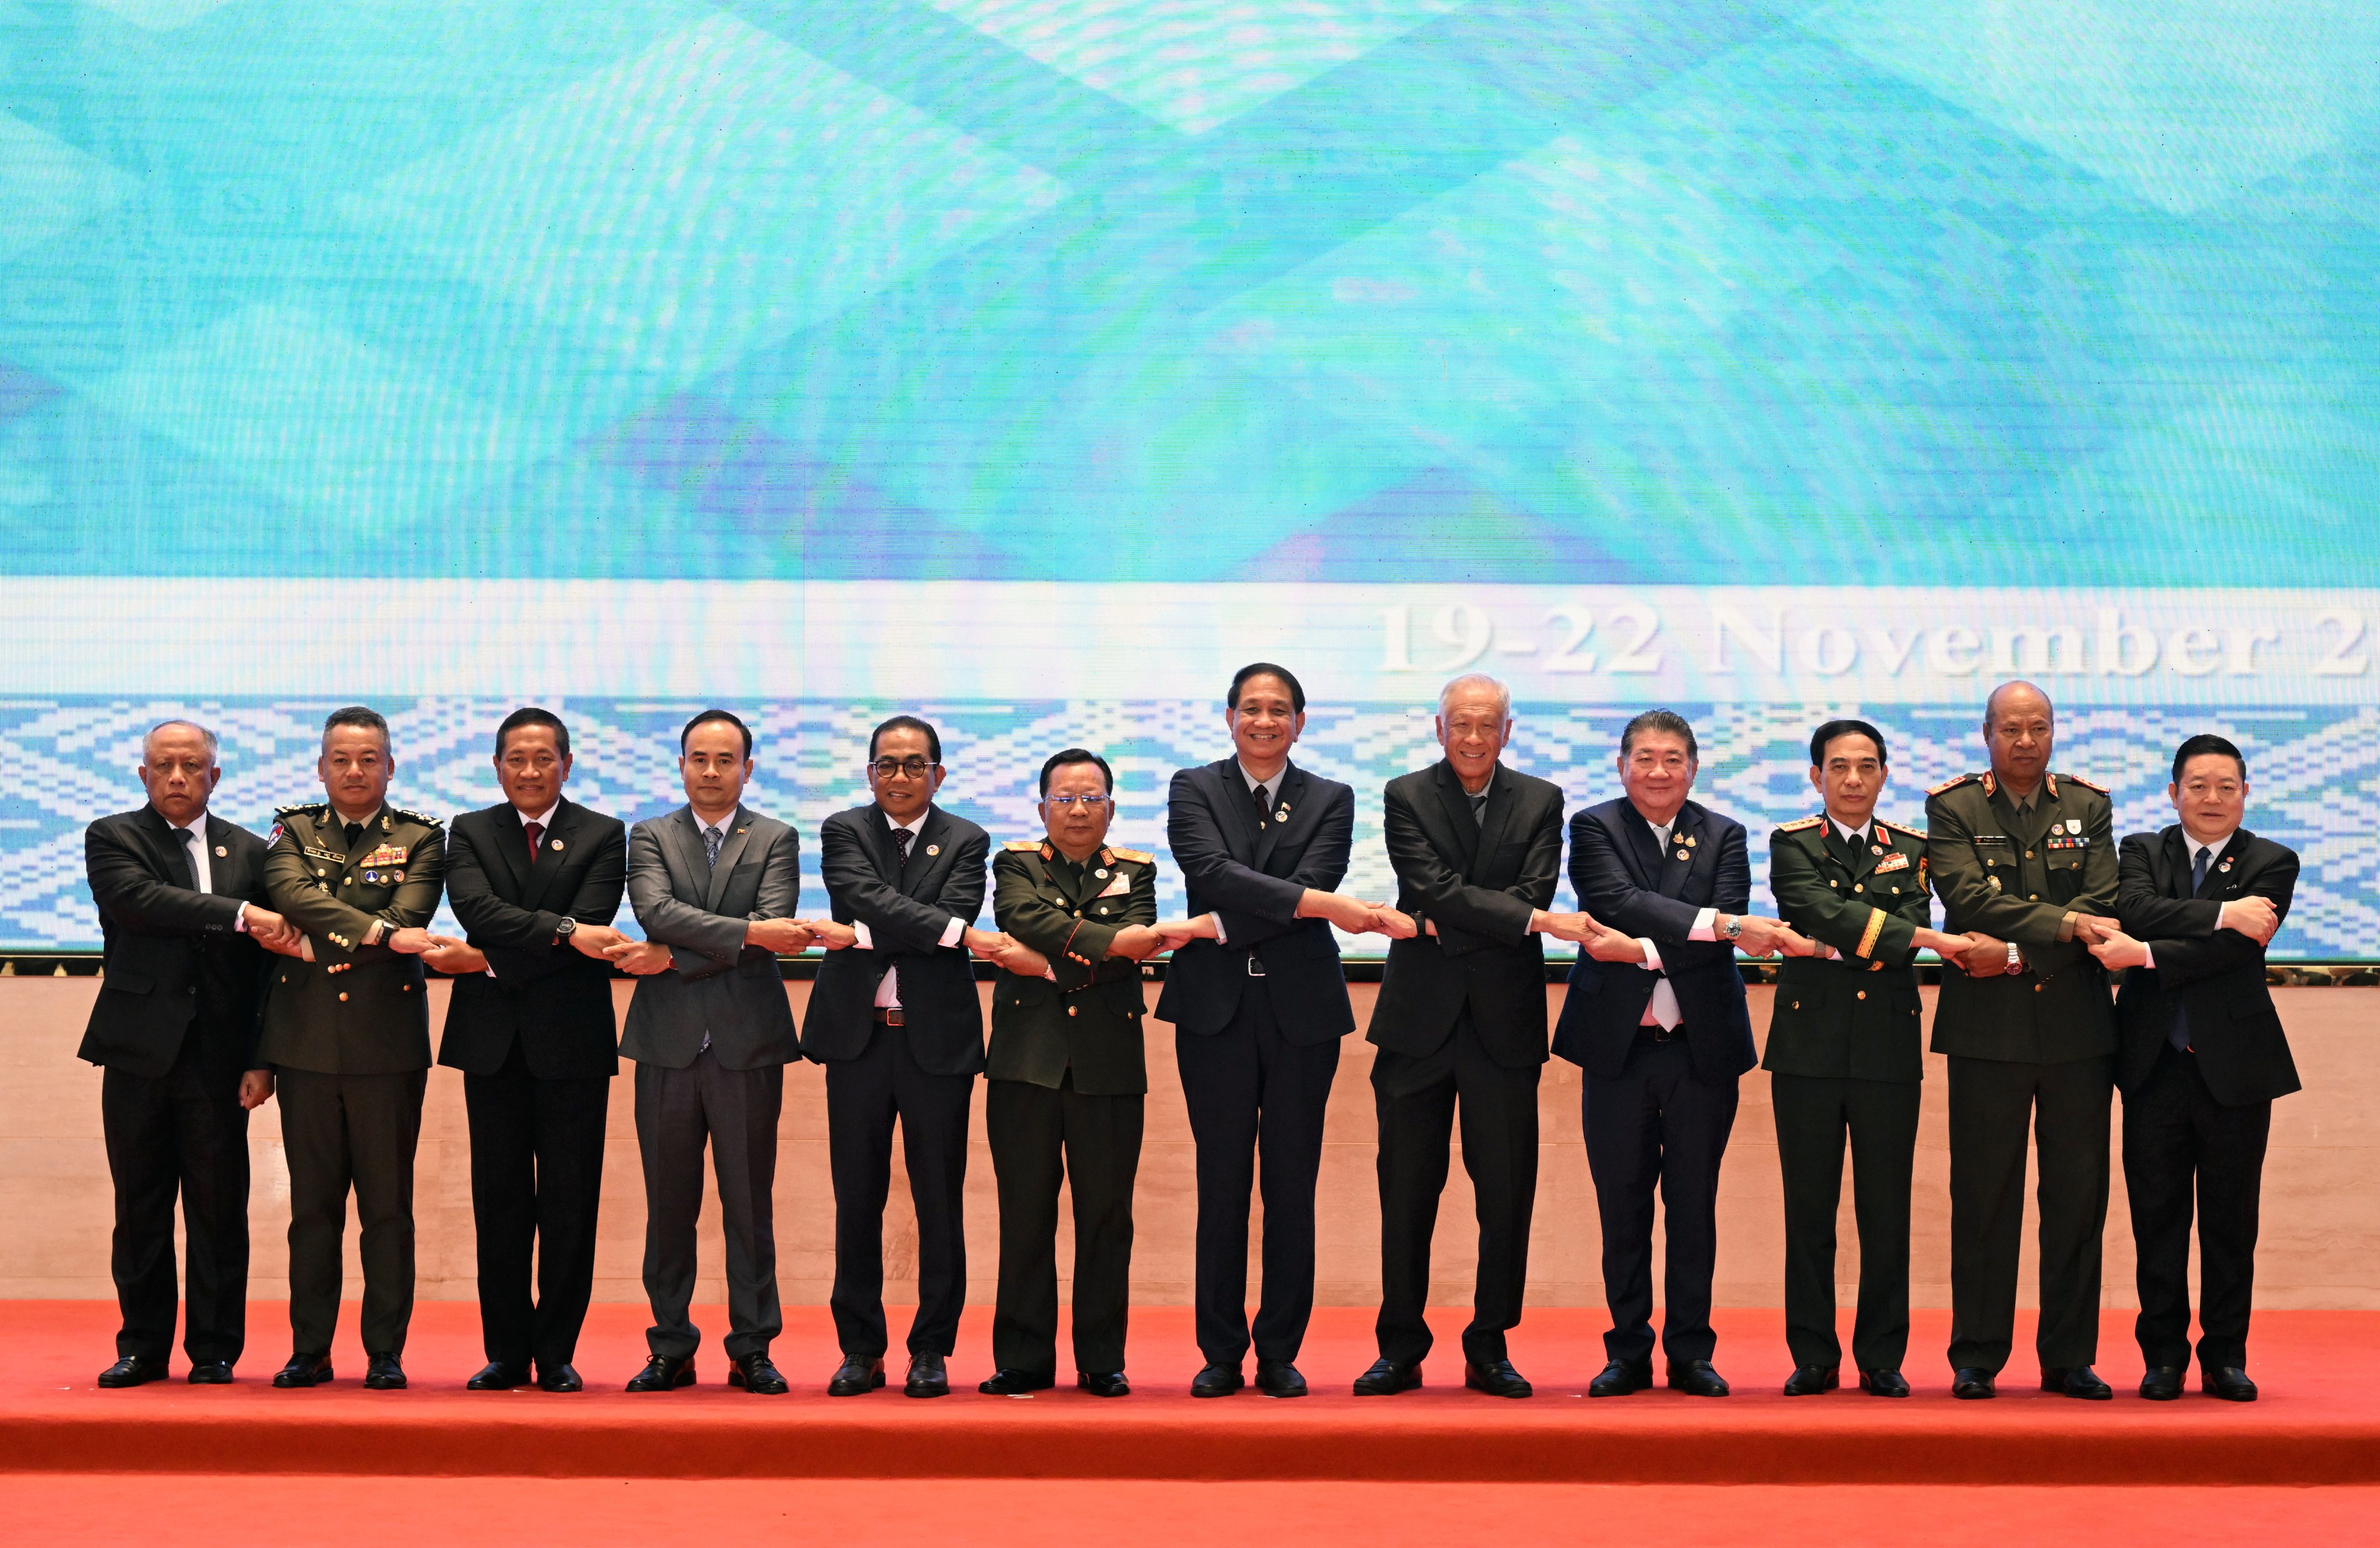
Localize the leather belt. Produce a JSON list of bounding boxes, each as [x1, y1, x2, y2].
[[1639, 1022, 1686, 1043], [872, 1007, 905, 1026], [1246, 953, 1266, 977]]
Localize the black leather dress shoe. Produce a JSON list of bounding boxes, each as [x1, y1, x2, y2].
[[363, 1353, 407, 1390], [1076, 1370, 1130, 1398], [977, 1367, 1054, 1395], [1952, 1367, 1997, 1399], [1464, 1359, 1533, 1398], [904, 1353, 948, 1399], [2042, 1365, 2112, 1400], [1667, 1360, 1730, 1397], [2140, 1365, 2185, 1401], [273, 1352, 334, 1388], [1783, 1365, 1840, 1396], [97, 1354, 168, 1388], [2203, 1366, 2258, 1402], [1191, 1361, 1243, 1398], [625, 1353, 695, 1392], [1587, 1359, 1653, 1397], [468, 1361, 530, 1391], [187, 1360, 234, 1385], [538, 1363, 583, 1393], [730, 1353, 788, 1394], [1858, 1368, 1910, 1398], [1352, 1357, 1422, 1396], [1255, 1359, 1308, 1398], [827, 1354, 885, 1396]]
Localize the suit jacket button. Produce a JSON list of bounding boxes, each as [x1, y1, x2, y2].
[[338, 991, 349, 1002], [2034, 983, 2044, 993], [1792, 1001, 1800, 1010], [1067, 1006, 1077, 1017], [1856, 990, 1866, 1000]]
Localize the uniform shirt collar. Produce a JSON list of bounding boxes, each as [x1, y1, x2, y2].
[[1829, 815, 1871, 847]]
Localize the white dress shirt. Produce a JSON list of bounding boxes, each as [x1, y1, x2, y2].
[[1634, 814, 1717, 1030], [2141, 828, 2236, 972], [1211, 761, 1292, 947], [850, 808, 966, 1008], [163, 812, 245, 932]]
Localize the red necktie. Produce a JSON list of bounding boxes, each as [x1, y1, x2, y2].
[[525, 820, 544, 865]]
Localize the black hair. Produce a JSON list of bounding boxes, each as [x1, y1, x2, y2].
[[680, 708, 752, 758], [1228, 662, 1306, 714], [1620, 708, 1697, 762], [869, 714, 942, 765], [1038, 747, 1114, 795], [1809, 718, 1887, 769], [495, 705, 571, 759], [2172, 733, 2246, 784], [323, 705, 390, 748]]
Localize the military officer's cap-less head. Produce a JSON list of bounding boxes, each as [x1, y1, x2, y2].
[[320, 705, 394, 825], [1037, 748, 1116, 862], [1981, 681, 2054, 794], [1809, 718, 1890, 832]]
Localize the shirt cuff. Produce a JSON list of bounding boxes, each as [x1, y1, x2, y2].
[[2141, 943, 2156, 971], [1639, 938, 1664, 974], [1211, 913, 1228, 946], [936, 916, 964, 950], [1687, 907, 1717, 942], [232, 907, 248, 934], [852, 920, 874, 951]]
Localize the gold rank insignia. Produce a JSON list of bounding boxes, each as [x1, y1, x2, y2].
[[1777, 815, 1825, 833], [2061, 772, 2110, 794], [1002, 840, 1042, 852], [1877, 818, 1927, 842], [1106, 846, 1154, 864], [1926, 773, 1976, 796]]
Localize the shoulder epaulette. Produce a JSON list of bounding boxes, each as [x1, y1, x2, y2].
[[275, 801, 326, 816], [2060, 772, 2109, 794], [1877, 817, 1928, 841], [1002, 839, 1042, 852], [1775, 815, 1825, 833], [389, 806, 443, 827], [1107, 846, 1155, 864], [1926, 773, 1976, 797]]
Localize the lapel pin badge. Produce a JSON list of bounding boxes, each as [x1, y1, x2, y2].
[[214, 845, 228, 857], [1095, 867, 1109, 879], [551, 839, 564, 850], [2220, 857, 2235, 873], [1676, 850, 1689, 862], [926, 844, 940, 857], [1275, 807, 1289, 822]]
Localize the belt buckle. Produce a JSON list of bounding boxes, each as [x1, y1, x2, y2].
[[1246, 955, 1266, 977], [879, 1007, 905, 1027]]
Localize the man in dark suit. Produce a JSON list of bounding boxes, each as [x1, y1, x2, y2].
[[1357, 674, 1580, 1400], [1155, 663, 1410, 1399], [974, 748, 1163, 1397], [1764, 720, 1972, 1399], [259, 705, 447, 1391], [1926, 680, 2123, 1400], [800, 714, 998, 1400], [608, 708, 811, 1395], [81, 719, 301, 1385], [419, 707, 629, 1393], [2086, 733, 2297, 1402], [1557, 709, 1810, 1399]]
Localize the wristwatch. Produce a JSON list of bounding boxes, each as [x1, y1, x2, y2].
[[2004, 941, 2023, 975], [1718, 915, 1743, 941], [554, 918, 577, 941]]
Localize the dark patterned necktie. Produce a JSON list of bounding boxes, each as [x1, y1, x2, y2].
[[1252, 782, 1270, 829], [525, 820, 544, 866], [703, 824, 723, 869], [893, 825, 913, 869]]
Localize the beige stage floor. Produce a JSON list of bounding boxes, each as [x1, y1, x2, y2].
[[3, 979, 2372, 1309]]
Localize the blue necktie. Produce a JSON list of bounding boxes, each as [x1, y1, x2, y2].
[[703, 824, 723, 869], [2168, 846, 2213, 1052]]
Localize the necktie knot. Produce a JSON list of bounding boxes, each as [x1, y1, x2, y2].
[[893, 826, 913, 863], [702, 825, 724, 869]]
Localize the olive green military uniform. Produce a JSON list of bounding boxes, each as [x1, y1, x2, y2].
[[1767, 812, 1933, 1375], [985, 840, 1157, 1379], [1925, 770, 2119, 1377], [260, 802, 446, 1359]]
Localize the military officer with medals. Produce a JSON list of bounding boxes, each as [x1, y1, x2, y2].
[[1767, 719, 1972, 1398], [1925, 681, 2122, 1401], [973, 748, 1164, 1397], [258, 706, 447, 1391]]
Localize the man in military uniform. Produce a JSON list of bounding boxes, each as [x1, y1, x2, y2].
[[1926, 681, 2121, 1400], [258, 705, 447, 1391], [1768, 719, 1972, 1398], [974, 748, 1162, 1397]]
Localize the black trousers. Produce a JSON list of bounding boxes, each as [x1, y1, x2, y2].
[[635, 1052, 784, 1361], [825, 1023, 975, 1359], [1175, 990, 1340, 1366], [2124, 1045, 2271, 1371], [987, 1074, 1143, 1378], [1945, 1053, 2113, 1374], [277, 1066, 427, 1357], [1583, 1032, 1739, 1366], [101, 1037, 250, 1366], [1371, 1015, 1540, 1368], [1770, 1072, 1920, 1373], [463, 1038, 610, 1371]]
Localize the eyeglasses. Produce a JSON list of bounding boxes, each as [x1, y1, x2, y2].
[[1044, 793, 1110, 809], [871, 758, 936, 779]]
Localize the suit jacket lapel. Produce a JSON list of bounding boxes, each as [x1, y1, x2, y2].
[[704, 805, 755, 912], [902, 808, 949, 897], [1432, 762, 1485, 870], [1213, 759, 1264, 863], [135, 805, 194, 889], [1618, 804, 1662, 887], [1472, 765, 1516, 868], [1253, 763, 1300, 873], [488, 801, 533, 900], [2198, 830, 2250, 899], [1657, 803, 1698, 898], [520, 798, 574, 912], [202, 812, 239, 897]]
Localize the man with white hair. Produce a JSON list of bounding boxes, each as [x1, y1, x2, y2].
[[81, 719, 302, 1385]]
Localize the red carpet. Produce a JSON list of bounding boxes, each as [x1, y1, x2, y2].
[[8, 1302, 2378, 1486]]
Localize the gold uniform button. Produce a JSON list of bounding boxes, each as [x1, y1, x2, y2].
[[1853, 884, 1864, 893], [2028, 894, 2039, 901], [1828, 880, 1838, 888], [338, 992, 349, 1002], [2025, 850, 2035, 859]]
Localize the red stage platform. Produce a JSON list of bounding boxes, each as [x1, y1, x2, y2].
[[8, 1300, 2378, 1487]]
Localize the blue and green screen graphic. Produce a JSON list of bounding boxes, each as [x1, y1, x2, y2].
[[3, 1, 2378, 951]]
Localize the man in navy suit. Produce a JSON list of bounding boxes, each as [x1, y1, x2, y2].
[[2085, 734, 2297, 1402], [1155, 664, 1411, 1399], [1556, 709, 1811, 1397]]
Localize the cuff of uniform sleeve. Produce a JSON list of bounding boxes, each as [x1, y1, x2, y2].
[[2057, 911, 2077, 944], [1687, 908, 1717, 942], [852, 920, 874, 951], [937, 916, 964, 950]]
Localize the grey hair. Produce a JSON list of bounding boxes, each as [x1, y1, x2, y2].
[[1438, 673, 1512, 721], [144, 719, 220, 763], [1621, 708, 1698, 762]]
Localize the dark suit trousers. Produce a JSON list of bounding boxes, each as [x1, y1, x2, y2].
[[825, 1024, 975, 1359], [987, 1074, 1143, 1377], [2124, 1044, 2271, 1371], [1584, 1033, 1739, 1366], [101, 1036, 250, 1365], [277, 1066, 428, 1357], [1945, 1054, 2113, 1373], [1176, 990, 1340, 1365], [635, 1051, 784, 1361], [464, 1038, 610, 1370], [1770, 1073, 1920, 1373], [1372, 1015, 1540, 1368]]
